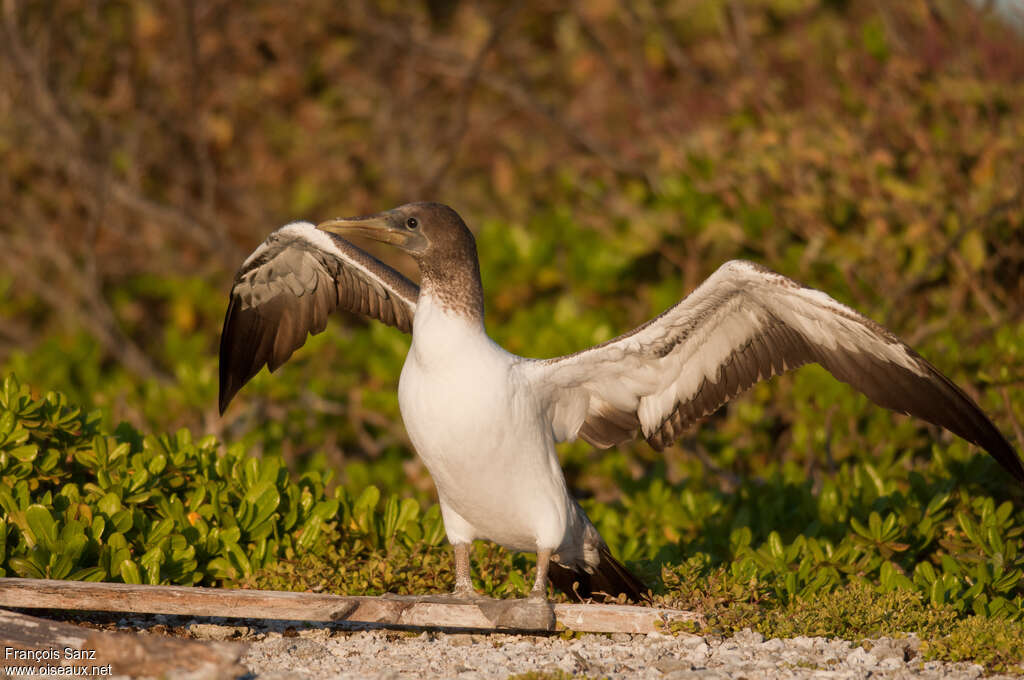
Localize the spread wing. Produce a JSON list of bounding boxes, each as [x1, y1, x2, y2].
[[218, 221, 419, 413], [526, 260, 1023, 484]]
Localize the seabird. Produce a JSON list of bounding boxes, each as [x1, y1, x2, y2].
[[219, 202, 1024, 603]]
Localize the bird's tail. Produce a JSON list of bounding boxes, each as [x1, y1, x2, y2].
[[549, 544, 649, 603]]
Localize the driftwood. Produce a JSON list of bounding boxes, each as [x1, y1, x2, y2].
[[0, 577, 697, 634], [0, 607, 247, 678]]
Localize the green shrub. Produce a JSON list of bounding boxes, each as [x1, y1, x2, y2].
[[0, 374, 339, 584]]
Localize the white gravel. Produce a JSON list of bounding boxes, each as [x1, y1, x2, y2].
[[225, 625, 1022, 679]]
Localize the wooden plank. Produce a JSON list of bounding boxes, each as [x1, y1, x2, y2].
[[0, 608, 247, 678], [0, 577, 697, 634], [555, 602, 697, 634]]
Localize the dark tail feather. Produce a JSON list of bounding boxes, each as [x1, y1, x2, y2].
[[549, 545, 649, 603]]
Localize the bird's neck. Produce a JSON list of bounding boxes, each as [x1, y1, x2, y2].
[[418, 255, 485, 327], [410, 285, 494, 370]]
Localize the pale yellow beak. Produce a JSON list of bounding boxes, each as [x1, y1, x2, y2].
[[316, 211, 413, 247]]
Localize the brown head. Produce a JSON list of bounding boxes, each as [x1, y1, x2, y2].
[[317, 202, 483, 320]]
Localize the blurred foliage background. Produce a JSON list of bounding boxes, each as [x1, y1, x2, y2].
[[2, 0, 1021, 481], [1, 0, 1024, 663]]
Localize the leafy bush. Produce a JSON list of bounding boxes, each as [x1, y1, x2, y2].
[[0, 374, 339, 584], [593, 457, 1024, 619]]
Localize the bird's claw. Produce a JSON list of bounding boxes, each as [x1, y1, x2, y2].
[[527, 588, 548, 603], [452, 584, 479, 599]]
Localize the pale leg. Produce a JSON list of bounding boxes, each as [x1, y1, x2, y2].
[[452, 542, 476, 597], [529, 548, 552, 602]]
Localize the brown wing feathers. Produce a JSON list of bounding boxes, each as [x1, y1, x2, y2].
[[647, 318, 810, 450], [219, 226, 418, 414], [815, 345, 1023, 483], [644, 313, 1024, 485]]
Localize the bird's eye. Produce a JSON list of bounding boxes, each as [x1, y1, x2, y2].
[[406, 217, 418, 229]]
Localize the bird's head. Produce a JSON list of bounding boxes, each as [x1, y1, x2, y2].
[[316, 202, 475, 266]]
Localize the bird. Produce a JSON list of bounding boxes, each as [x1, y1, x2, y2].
[[218, 202, 1024, 603]]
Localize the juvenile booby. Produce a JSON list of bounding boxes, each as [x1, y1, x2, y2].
[[219, 202, 1024, 603]]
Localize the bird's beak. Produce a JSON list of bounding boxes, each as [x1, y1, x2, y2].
[[317, 211, 415, 248]]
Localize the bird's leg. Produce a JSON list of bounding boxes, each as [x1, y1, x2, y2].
[[452, 542, 476, 598], [529, 548, 553, 602]]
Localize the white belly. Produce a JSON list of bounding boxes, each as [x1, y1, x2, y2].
[[397, 301, 572, 552]]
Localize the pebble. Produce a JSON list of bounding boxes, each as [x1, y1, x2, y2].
[[187, 622, 236, 640], [183, 623, 1024, 679]]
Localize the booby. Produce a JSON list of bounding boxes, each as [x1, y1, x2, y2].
[[219, 202, 1024, 603]]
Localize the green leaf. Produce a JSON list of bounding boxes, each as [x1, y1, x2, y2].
[[140, 546, 165, 584], [237, 482, 280, 534], [24, 504, 59, 553], [98, 492, 122, 517], [119, 559, 142, 584], [69, 567, 107, 582], [7, 445, 38, 462], [8, 556, 45, 579]]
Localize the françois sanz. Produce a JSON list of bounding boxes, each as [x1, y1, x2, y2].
[[5, 647, 97, 661]]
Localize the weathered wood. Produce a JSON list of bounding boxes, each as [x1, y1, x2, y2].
[[0, 608, 247, 678], [555, 602, 696, 634], [0, 577, 697, 633]]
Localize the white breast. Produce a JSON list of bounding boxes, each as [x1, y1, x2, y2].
[[397, 295, 574, 553]]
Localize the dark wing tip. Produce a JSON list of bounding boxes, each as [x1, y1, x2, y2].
[[218, 292, 283, 416], [983, 430, 1024, 486], [217, 354, 240, 416], [946, 391, 1024, 486], [217, 385, 235, 416], [818, 346, 1024, 486], [217, 293, 249, 415]]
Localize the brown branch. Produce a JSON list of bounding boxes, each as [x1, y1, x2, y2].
[[419, 5, 519, 195], [727, 0, 753, 75], [574, 1, 635, 89], [948, 250, 1002, 326], [0, 236, 170, 381], [873, 0, 908, 53], [183, 0, 218, 219], [0, 0, 79, 148], [0, 0, 240, 264], [641, 0, 707, 82], [357, 15, 650, 179], [1000, 387, 1024, 455], [886, 193, 1024, 326]]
